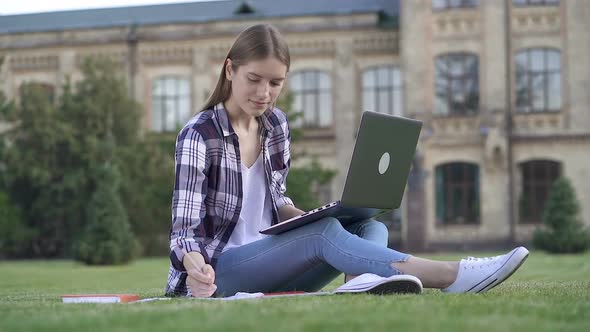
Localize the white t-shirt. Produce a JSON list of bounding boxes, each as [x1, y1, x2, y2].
[[223, 153, 273, 252]]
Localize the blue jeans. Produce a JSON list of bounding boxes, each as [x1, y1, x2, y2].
[[214, 217, 411, 297]]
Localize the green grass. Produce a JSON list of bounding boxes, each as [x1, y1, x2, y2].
[[1, 250, 589, 332]]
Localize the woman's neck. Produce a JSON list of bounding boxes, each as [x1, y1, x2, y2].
[[224, 98, 258, 133]]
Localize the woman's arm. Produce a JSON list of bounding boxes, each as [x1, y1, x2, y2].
[[271, 111, 297, 217], [170, 127, 210, 271]]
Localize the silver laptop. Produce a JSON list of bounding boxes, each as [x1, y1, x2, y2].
[[259, 111, 422, 235]]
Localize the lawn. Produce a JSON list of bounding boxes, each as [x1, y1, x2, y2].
[[0, 250, 589, 332]]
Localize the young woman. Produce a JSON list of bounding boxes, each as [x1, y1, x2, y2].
[[165, 24, 529, 297]]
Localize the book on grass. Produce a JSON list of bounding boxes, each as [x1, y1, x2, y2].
[[61, 294, 140, 303]]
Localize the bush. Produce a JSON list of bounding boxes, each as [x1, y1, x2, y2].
[[0, 191, 36, 258], [117, 135, 175, 256], [1, 57, 165, 260], [533, 176, 590, 253], [74, 163, 140, 265]]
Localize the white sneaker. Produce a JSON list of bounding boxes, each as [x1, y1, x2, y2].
[[334, 273, 423, 295], [442, 246, 529, 293]]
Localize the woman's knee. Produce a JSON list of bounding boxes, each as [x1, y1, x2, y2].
[[358, 219, 389, 246], [363, 219, 389, 234], [313, 217, 343, 236]]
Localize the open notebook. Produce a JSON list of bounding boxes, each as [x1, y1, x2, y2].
[[332, 273, 422, 294], [62, 274, 423, 303], [212, 274, 423, 299], [140, 274, 423, 302]]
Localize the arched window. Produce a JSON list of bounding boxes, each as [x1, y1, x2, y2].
[[434, 53, 479, 116], [515, 48, 561, 113], [152, 76, 191, 132], [288, 70, 332, 128], [435, 162, 480, 224], [362, 66, 403, 116], [519, 160, 561, 223]]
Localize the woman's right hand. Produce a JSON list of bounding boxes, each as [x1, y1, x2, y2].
[[183, 252, 217, 297]]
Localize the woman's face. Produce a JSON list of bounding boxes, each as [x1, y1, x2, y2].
[[225, 56, 287, 117]]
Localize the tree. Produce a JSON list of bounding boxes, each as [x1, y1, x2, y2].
[[74, 162, 140, 265], [0, 57, 37, 259], [0, 57, 156, 259], [66, 58, 169, 256], [0, 56, 15, 191], [1, 82, 74, 257], [533, 176, 590, 253], [70, 58, 175, 257], [0, 191, 36, 258], [116, 133, 175, 256]]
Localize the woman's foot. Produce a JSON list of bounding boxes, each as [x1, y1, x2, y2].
[[442, 246, 530, 293]]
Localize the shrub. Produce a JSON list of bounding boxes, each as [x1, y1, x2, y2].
[[74, 163, 140, 265], [0, 191, 36, 258], [533, 176, 590, 253], [117, 135, 175, 256]]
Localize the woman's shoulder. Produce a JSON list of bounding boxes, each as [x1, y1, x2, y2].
[[265, 106, 289, 127], [177, 109, 219, 140]]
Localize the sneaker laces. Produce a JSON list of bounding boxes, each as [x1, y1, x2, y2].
[[463, 255, 503, 269], [466, 256, 493, 261]]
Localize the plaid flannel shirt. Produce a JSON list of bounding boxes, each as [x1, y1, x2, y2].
[[165, 103, 294, 296]]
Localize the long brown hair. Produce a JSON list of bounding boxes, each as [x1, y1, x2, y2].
[[201, 24, 290, 112]]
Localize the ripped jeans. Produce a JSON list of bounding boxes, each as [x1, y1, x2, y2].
[[214, 217, 411, 297]]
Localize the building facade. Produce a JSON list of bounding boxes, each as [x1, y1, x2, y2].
[[402, 0, 590, 250], [1, 0, 588, 251]]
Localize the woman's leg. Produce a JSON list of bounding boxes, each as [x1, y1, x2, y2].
[[214, 216, 528, 296], [276, 218, 390, 292], [214, 217, 408, 297], [271, 221, 459, 290], [393, 257, 458, 288]]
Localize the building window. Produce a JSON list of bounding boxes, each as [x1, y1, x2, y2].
[[515, 48, 561, 113], [513, 0, 559, 6], [152, 76, 191, 132], [435, 53, 479, 116], [289, 70, 332, 128], [519, 160, 561, 223], [432, 0, 479, 10], [362, 66, 403, 116], [435, 162, 480, 224]]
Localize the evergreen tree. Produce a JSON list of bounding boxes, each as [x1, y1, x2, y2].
[[0, 57, 35, 258], [0, 56, 152, 259], [0, 191, 36, 258], [116, 134, 175, 256], [1, 82, 74, 257], [63, 58, 142, 249], [533, 176, 590, 253], [74, 162, 140, 265], [0, 56, 14, 191]]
